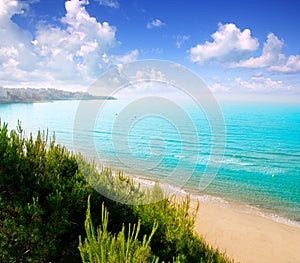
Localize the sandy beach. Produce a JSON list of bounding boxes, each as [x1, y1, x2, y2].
[[190, 200, 300, 263], [121, 176, 300, 262]]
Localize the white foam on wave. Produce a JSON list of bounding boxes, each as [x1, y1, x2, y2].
[[257, 211, 300, 228], [159, 182, 189, 197], [213, 158, 252, 166], [190, 193, 229, 205], [174, 154, 184, 159], [231, 203, 300, 228], [107, 169, 300, 229], [130, 174, 230, 206], [189, 191, 300, 228]]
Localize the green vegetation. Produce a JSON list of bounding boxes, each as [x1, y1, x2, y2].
[[0, 121, 233, 263], [79, 196, 160, 263]]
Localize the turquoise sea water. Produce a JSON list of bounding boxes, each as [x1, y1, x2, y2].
[[1, 100, 299, 224]]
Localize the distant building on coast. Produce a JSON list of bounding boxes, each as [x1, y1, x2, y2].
[[0, 87, 7, 98], [0, 87, 116, 103]]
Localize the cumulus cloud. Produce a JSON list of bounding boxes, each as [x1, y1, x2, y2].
[[231, 33, 300, 73], [231, 33, 285, 68], [0, 0, 25, 17], [147, 18, 165, 29], [190, 23, 259, 64], [191, 23, 300, 74], [269, 55, 300, 73], [0, 0, 138, 89], [0, 0, 37, 70], [33, 0, 117, 81], [96, 0, 120, 9]]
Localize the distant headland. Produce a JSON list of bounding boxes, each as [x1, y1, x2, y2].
[[0, 87, 116, 103]]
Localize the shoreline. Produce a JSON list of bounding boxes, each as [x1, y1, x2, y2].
[[0, 97, 116, 104], [96, 159, 300, 227], [128, 174, 300, 228], [123, 174, 300, 263]]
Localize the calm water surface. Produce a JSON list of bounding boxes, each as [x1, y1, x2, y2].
[[1, 100, 299, 223]]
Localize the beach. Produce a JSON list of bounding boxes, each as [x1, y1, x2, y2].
[[2, 100, 299, 262], [134, 177, 300, 262], [190, 199, 300, 263]]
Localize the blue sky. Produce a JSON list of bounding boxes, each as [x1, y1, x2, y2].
[[0, 0, 300, 101]]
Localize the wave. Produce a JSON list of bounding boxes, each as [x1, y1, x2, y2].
[[212, 158, 253, 166], [243, 204, 300, 228], [132, 175, 300, 228]]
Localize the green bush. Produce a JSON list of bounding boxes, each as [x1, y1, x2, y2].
[[0, 121, 95, 262], [79, 187, 231, 263], [131, 192, 230, 263], [79, 195, 159, 263], [0, 122, 134, 262], [0, 122, 232, 263]]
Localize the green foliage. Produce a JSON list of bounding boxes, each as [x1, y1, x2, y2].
[[132, 193, 230, 263], [0, 121, 103, 262], [79, 189, 231, 263], [0, 121, 232, 263], [0, 121, 143, 262], [79, 196, 159, 263], [134, 195, 198, 262]]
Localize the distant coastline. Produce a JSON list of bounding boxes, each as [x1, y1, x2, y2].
[[0, 87, 116, 103]]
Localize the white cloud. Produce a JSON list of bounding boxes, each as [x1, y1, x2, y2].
[[111, 49, 139, 64], [147, 18, 165, 29], [175, 35, 190, 48], [231, 33, 285, 68], [0, 0, 138, 90], [0, 0, 37, 70], [191, 24, 300, 74], [0, 0, 25, 17], [96, 0, 120, 9], [269, 55, 300, 73], [235, 76, 288, 93], [190, 23, 259, 64], [32, 0, 117, 81], [210, 83, 231, 93], [0, 47, 19, 57], [134, 68, 166, 81], [231, 33, 300, 73], [209, 75, 298, 100]]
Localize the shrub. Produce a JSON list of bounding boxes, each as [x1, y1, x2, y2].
[[0, 122, 232, 263], [79, 196, 159, 263], [0, 122, 132, 262], [132, 193, 230, 263]]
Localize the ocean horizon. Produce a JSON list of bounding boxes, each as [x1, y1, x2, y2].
[[1, 99, 299, 227]]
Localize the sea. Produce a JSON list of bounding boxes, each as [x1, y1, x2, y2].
[[1, 99, 299, 226]]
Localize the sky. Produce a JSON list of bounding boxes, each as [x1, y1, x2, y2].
[[0, 0, 300, 102]]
